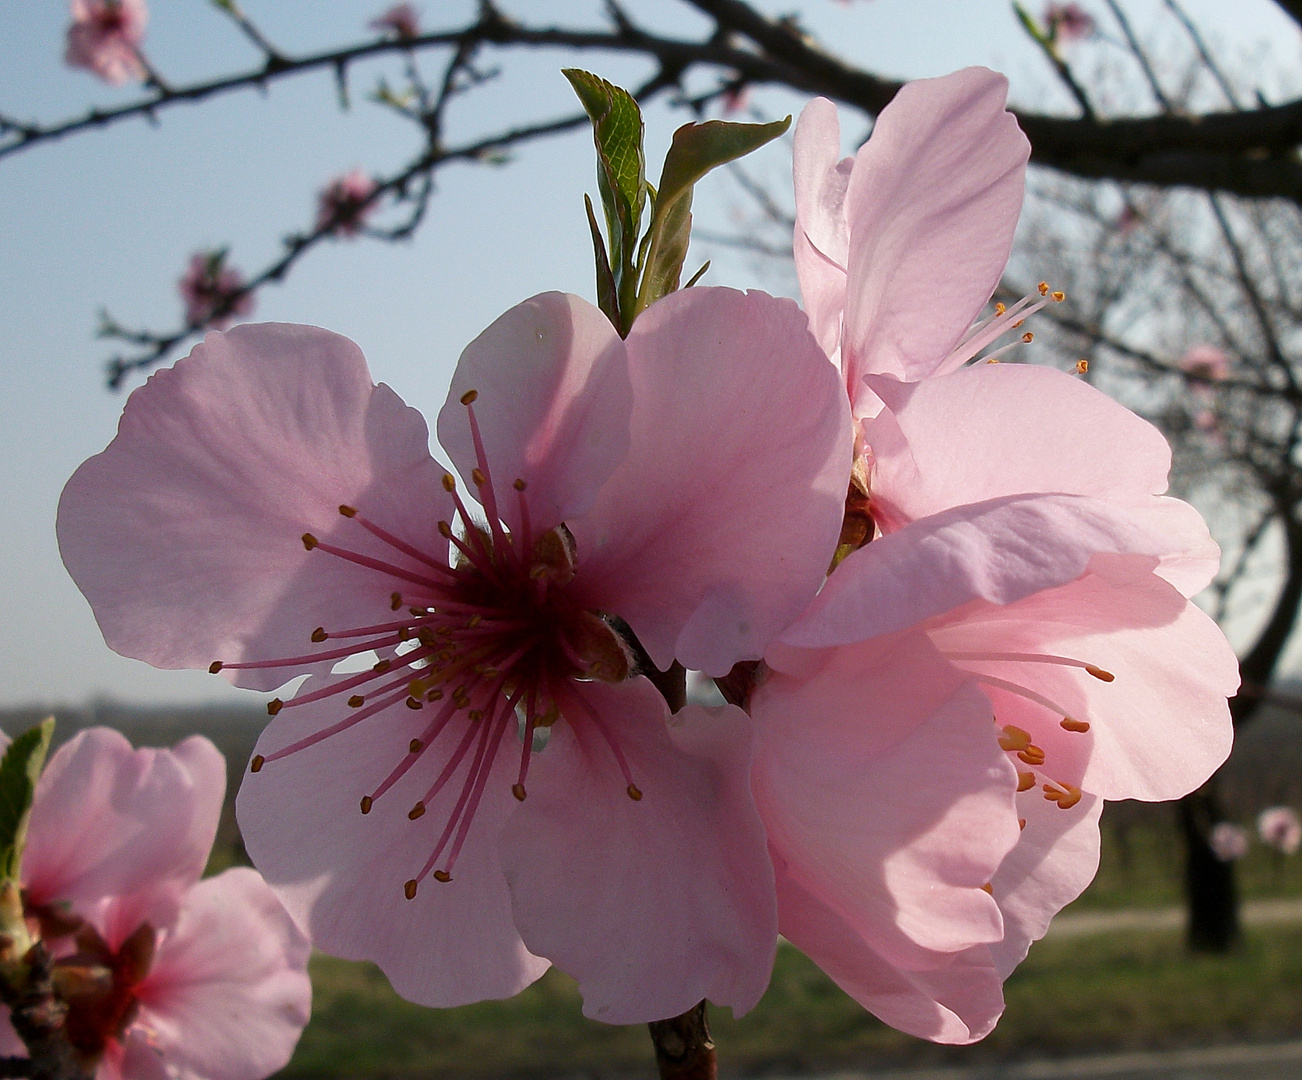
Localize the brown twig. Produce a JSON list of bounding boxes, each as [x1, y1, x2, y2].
[[647, 1001, 716, 1080]]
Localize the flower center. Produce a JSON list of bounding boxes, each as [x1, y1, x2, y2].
[[57, 922, 155, 1064], [230, 391, 640, 897]]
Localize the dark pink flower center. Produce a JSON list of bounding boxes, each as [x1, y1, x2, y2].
[[55, 921, 155, 1065], [231, 392, 639, 897]]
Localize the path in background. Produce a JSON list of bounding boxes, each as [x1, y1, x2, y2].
[[1050, 897, 1302, 938]]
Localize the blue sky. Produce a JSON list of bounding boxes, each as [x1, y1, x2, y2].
[[1, 0, 1295, 707]]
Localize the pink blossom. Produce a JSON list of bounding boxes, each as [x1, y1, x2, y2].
[[65, 0, 148, 86], [760, 71, 1236, 1042], [177, 251, 255, 330], [1, 728, 310, 1079], [1044, 3, 1095, 44], [58, 290, 852, 1022], [369, 3, 419, 39], [316, 169, 379, 237], [1209, 822, 1249, 862], [1179, 344, 1231, 381], [1258, 806, 1302, 855]]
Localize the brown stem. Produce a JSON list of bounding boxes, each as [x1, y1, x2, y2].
[[0, 945, 92, 1080], [647, 1000, 716, 1080]]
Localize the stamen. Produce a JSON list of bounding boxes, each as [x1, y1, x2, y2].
[[338, 505, 459, 578], [975, 674, 1081, 727], [1043, 781, 1083, 809], [514, 479, 532, 561], [365, 695, 466, 805], [217, 632, 405, 671], [438, 521, 499, 579], [307, 536, 455, 593], [438, 696, 522, 880], [463, 399, 513, 559], [555, 680, 641, 799], [258, 684, 412, 766], [1017, 770, 1036, 792], [1075, 359, 1089, 374], [273, 646, 432, 711], [1061, 717, 1091, 733], [945, 651, 1115, 682]]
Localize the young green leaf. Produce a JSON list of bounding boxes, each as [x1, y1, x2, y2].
[[0, 717, 54, 883], [636, 116, 790, 316], [585, 194, 621, 331]]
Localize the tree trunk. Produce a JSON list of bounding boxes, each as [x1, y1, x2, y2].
[[648, 1001, 716, 1080]]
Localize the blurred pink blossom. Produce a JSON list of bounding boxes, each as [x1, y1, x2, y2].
[[1179, 344, 1231, 381], [0, 728, 310, 1079], [1044, 3, 1094, 44], [1258, 806, 1302, 855], [1209, 822, 1250, 862], [57, 288, 852, 1024], [1116, 204, 1142, 235], [65, 0, 148, 85], [316, 169, 379, 236], [177, 251, 255, 329], [370, 3, 419, 39]]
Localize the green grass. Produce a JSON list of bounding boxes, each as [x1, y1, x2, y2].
[[281, 925, 1302, 1079]]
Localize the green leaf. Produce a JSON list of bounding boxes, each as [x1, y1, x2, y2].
[[1012, 2, 1051, 46], [585, 194, 620, 331], [637, 116, 790, 315], [563, 69, 646, 320], [0, 718, 53, 883]]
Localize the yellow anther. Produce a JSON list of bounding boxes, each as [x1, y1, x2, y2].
[[997, 725, 1033, 752], [1017, 770, 1036, 792], [406, 697, 422, 710], [1018, 817, 1027, 830], [471, 468, 487, 487], [301, 533, 319, 551], [442, 473, 457, 492], [433, 870, 452, 883], [348, 695, 365, 708], [1085, 664, 1114, 682], [404, 879, 418, 900], [995, 302, 1006, 316], [1012, 319, 1024, 329], [408, 802, 426, 820], [311, 627, 328, 643], [373, 659, 392, 673], [980, 882, 994, 894], [1061, 717, 1091, 733], [250, 755, 264, 773], [512, 783, 527, 802], [1052, 291, 1065, 302], [986, 358, 1000, 364], [427, 688, 444, 702], [208, 661, 223, 674], [627, 784, 643, 801], [460, 389, 479, 405], [409, 738, 423, 754], [1043, 781, 1082, 809], [468, 709, 483, 722], [267, 698, 283, 716], [1075, 359, 1089, 374], [513, 478, 527, 491], [360, 795, 373, 815], [390, 592, 403, 611], [338, 504, 358, 518], [466, 614, 482, 628], [1021, 331, 1034, 343], [1038, 281, 1050, 295], [1017, 746, 1046, 766], [437, 521, 453, 538]]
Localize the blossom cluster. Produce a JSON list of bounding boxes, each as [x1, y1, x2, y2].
[[55, 65, 1235, 1056]]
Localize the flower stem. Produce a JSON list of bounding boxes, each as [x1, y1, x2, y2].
[[647, 1000, 716, 1080]]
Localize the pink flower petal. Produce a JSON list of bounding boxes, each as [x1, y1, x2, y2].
[[57, 324, 453, 692], [930, 556, 1238, 801], [236, 679, 548, 1007], [754, 632, 1019, 965], [841, 68, 1028, 395], [781, 494, 1177, 649], [793, 98, 852, 361], [988, 788, 1101, 978], [134, 868, 311, 1080], [22, 729, 225, 947], [499, 680, 777, 1024], [864, 363, 1220, 594], [570, 287, 852, 675], [773, 861, 1004, 1044], [436, 293, 631, 537]]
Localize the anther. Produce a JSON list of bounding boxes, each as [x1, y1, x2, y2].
[[1021, 331, 1034, 343], [408, 802, 426, 820], [348, 695, 365, 708], [406, 697, 422, 710], [267, 698, 283, 716], [466, 615, 482, 628], [427, 689, 444, 702], [390, 592, 402, 611], [472, 468, 487, 486], [627, 784, 643, 801], [1038, 282, 1049, 295], [980, 882, 994, 894], [338, 505, 358, 518], [404, 879, 418, 900], [1012, 319, 1024, 329], [311, 627, 328, 643], [1085, 664, 1114, 682], [995, 302, 1006, 316], [1061, 717, 1091, 733], [459, 389, 478, 405], [208, 661, 223, 674], [409, 739, 423, 753], [1076, 360, 1089, 374], [1017, 770, 1036, 792], [1017, 746, 1046, 766], [437, 521, 453, 538], [433, 870, 452, 883], [997, 725, 1032, 752], [442, 473, 456, 492], [1052, 291, 1065, 302], [373, 659, 392, 673], [1043, 782, 1082, 810], [512, 783, 527, 801], [1019, 818, 1027, 830], [398, 627, 411, 642], [302, 533, 318, 551], [250, 755, 265, 773], [468, 709, 483, 722], [360, 795, 374, 815], [513, 478, 526, 491]]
